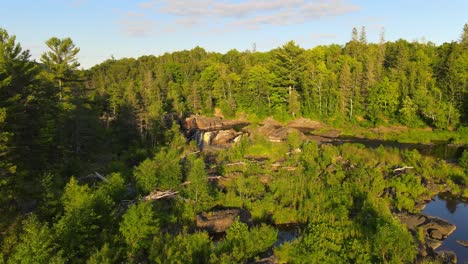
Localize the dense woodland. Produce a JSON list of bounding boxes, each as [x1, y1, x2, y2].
[[0, 25, 468, 263]]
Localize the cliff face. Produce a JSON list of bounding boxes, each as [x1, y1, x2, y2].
[[183, 115, 249, 132], [182, 115, 324, 148], [182, 115, 249, 149]]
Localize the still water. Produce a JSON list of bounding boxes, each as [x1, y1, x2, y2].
[[423, 195, 468, 262]]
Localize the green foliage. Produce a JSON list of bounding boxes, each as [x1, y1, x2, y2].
[[9, 215, 64, 264], [2, 25, 468, 264], [280, 213, 371, 263], [185, 157, 209, 206], [54, 178, 114, 259], [134, 148, 182, 192], [373, 221, 417, 263], [41, 37, 80, 100], [368, 77, 400, 123], [150, 231, 211, 264], [390, 173, 425, 212], [460, 149, 468, 172], [213, 221, 277, 263], [87, 244, 117, 264], [120, 202, 159, 252]]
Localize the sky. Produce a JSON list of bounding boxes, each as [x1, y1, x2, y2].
[[1, 0, 467, 69]]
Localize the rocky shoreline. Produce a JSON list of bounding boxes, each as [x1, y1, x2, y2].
[[396, 193, 465, 264]]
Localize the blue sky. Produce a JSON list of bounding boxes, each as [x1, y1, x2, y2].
[[1, 0, 467, 69]]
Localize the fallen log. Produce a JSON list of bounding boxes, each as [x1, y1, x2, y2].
[[79, 172, 109, 183], [207, 176, 224, 180], [93, 172, 109, 183], [142, 190, 179, 201], [225, 161, 246, 166], [393, 166, 414, 172]]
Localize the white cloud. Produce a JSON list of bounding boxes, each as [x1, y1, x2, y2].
[[119, 12, 154, 37], [310, 33, 337, 39], [125, 0, 360, 35]]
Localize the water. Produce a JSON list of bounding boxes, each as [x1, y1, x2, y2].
[[423, 195, 468, 262], [274, 223, 301, 247], [315, 135, 466, 160]]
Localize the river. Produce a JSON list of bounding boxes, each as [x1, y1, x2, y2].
[[423, 195, 468, 262]]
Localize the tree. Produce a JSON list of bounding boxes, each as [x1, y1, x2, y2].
[[399, 96, 419, 126], [54, 177, 114, 259], [352, 27, 358, 42], [239, 65, 274, 114], [9, 215, 64, 264], [41, 37, 80, 100], [460, 23, 468, 46], [134, 148, 182, 192], [212, 220, 277, 263], [273, 41, 306, 92], [185, 157, 209, 206], [120, 202, 159, 252], [339, 61, 353, 118], [0, 28, 39, 228], [360, 26, 367, 44], [288, 89, 301, 118], [367, 77, 400, 122], [373, 221, 416, 263], [150, 231, 211, 263]]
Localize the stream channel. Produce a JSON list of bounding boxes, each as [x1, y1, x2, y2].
[[423, 195, 468, 262]]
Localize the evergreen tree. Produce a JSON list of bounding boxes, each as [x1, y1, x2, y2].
[[352, 27, 358, 42], [9, 215, 64, 264], [41, 37, 80, 100], [360, 26, 367, 44], [185, 157, 209, 206], [460, 23, 468, 46]]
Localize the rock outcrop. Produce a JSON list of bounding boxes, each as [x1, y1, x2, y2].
[[183, 115, 249, 132], [212, 129, 242, 146], [196, 208, 252, 234], [256, 117, 323, 142], [183, 115, 249, 148], [432, 251, 457, 264], [287, 118, 322, 133], [456, 239, 468, 247], [397, 213, 456, 251], [258, 126, 301, 142]]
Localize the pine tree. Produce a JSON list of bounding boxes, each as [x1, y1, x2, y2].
[[352, 27, 358, 42], [360, 26, 367, 44], [41, 37, 80, 100], [460, 23, 468, 46], [273, 41, 306, 92]]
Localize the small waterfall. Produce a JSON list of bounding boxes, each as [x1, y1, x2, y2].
[[194, 130, 204, 149], [194, 130, 214, 149]]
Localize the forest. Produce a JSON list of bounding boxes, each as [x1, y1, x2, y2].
[[0, 24, 467, 263]]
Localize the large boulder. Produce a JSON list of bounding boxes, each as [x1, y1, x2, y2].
[[183, 115, 249, 131], [257, 125, 304, 142], [287, 118, 323, 133], [261, 117, 283, 128], [397, 213, 456, 250], [434, 251, 457, 264], [212, 129, 241, 146], [196, 208, 252, 234]]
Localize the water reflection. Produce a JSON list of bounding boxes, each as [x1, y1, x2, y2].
[[423, 195, 468, 262], [445, 198, 458, 214], [314, 134, 466, 160]]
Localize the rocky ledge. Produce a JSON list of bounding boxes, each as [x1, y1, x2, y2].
[[196, 208, 252, 234], [397, 213, 456, 250], [183, 115, 250, 132], [257, 117, 324, 142]]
